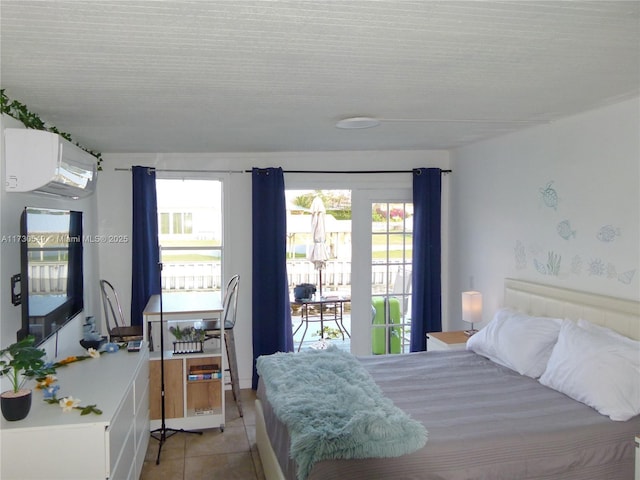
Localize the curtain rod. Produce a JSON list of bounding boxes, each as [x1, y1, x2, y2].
[[114, 167, 451, 175], [114, 167, 245, 173], [246, 169, 452, 174]]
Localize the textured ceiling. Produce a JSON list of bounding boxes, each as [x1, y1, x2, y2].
[[1, 1, 639, 154]]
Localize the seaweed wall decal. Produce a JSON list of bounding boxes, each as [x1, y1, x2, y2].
[[534, 251, 561, 276], [514, 240, 527, 270]]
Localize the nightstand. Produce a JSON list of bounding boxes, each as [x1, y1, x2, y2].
[[427, 331, 469, 351]]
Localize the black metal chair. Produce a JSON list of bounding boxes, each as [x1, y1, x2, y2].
[[99, 279, 144, 343], [203, 274, 242, 416]]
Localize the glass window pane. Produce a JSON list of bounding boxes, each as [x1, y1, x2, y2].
[[160, 213, 170, 234], [370, 200, 413, 354], [371, 232, 390, 263], [156, 179, 223, 292], [172, 212, 182, 234], [371, 203, 388, 232]]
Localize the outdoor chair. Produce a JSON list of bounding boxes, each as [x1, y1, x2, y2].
[[392, 268, 412, 316]]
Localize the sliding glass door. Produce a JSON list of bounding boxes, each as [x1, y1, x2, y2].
[[370, 200, 413, 354], [284, 184, 414, 356]]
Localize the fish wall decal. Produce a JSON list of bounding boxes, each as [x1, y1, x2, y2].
[[596, 225, 621, 242], [557, 220, 576, 240]]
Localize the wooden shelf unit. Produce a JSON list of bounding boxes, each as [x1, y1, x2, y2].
[[149, 348, 225, 431], [142, 292, 226, 432]]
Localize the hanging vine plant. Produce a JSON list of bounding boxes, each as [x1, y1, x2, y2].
[[0, 89, 102, 170]]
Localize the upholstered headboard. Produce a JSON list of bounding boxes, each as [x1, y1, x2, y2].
[[504, 278, 640, 340]]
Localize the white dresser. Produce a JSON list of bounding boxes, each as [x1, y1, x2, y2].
[[1, 344, 149, 480]]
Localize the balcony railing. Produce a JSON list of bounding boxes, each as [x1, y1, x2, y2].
[[27, 263, 68, 294], [28, 260, 405, 294]]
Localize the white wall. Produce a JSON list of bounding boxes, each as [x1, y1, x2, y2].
[[5, 96, 636, 390], [97, 151, 450, 388], [0, 115, 101, 361], [449, 97, 640, 331]]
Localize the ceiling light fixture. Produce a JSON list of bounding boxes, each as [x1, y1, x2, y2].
[[335, 117, 381, 129]]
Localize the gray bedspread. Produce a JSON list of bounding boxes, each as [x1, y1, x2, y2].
[[257, 350, 640, 480]]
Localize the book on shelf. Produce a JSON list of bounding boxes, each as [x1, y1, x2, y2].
[[194, 407, 214, 416], [188, 372, 222, 381], [189, 363, 220, 374]]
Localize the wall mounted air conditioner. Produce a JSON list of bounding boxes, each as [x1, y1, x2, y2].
[[4, 128, 97, 198]]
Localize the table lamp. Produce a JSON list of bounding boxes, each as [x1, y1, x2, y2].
[[462, 291, 482, 336]]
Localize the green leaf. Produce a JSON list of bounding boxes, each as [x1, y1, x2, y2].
[[0, 90, 102, 164], [79, 404, 102, 415]]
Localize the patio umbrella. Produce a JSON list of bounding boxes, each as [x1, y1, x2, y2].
[[307, 196, 330, 297]]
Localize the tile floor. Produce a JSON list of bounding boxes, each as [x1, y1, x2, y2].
[[141, 389, 266, 480]]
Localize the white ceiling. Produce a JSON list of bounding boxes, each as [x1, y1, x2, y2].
[[1, 1, 639, 155]]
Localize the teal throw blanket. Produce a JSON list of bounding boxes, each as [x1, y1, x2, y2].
[[257, 347, 428, 479]]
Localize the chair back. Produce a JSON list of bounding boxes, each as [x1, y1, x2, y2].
[[99, 279, 125, 334], [392, 268, 412, 315], [221, 274, 240, 330]]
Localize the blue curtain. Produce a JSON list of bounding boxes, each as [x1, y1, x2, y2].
[[410, 168, 442, 351], [67, 211, 84, 315], [252, 167, 293, 389], [131, 166, 161, 327]]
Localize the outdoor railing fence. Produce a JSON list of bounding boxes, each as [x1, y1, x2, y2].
[[27, 263, 68, 293], [161, 262, 222, 291], [28, 260, 405, 294]]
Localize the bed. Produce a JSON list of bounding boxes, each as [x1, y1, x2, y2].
[[255, 279, 640, 479]]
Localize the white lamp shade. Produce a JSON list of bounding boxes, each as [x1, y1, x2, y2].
[[462, 291, 483, 324]]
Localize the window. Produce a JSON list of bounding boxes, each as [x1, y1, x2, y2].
[[156, 179, 223, 292]]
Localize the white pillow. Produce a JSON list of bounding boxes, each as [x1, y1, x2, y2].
[[576, 319, 638, 347], [466, 308, 563, 378], [539, 320, 640, 421]]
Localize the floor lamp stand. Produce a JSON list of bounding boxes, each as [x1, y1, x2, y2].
[[150, 261, 202, 465]]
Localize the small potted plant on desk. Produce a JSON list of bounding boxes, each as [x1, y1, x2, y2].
[[170, 325, 206, 354], [0, 336, 55, 421]]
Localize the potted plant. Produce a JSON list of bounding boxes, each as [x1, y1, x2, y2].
[[311, 326, 342, 349], [169, 325, 206, 354], [0, 336, 55, 421]]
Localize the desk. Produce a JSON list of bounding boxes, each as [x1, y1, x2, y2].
[[292, 297, 350, 351], [143, 291, 223, 319], [143, 292, 223, 352], [142, 291, 226, 431]]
